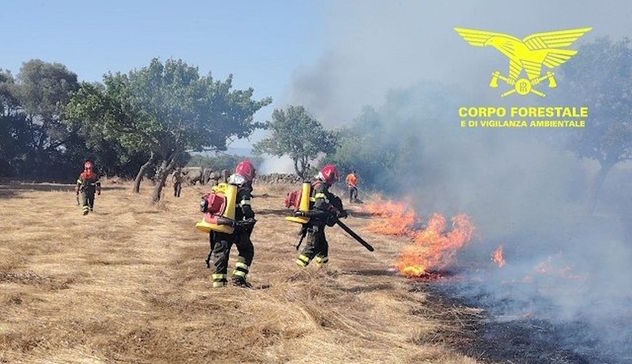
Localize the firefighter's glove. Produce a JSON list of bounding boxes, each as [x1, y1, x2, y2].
[[234, 218, 256, 232], [327, 205, 341, 216], [326, 213, 337, 227], [235, 218, 256, 228], [294, 210, 306, 217], [337, 210, 348, 219]]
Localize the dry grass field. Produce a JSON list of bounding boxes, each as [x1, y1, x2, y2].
[[0, 181, 480, 363]]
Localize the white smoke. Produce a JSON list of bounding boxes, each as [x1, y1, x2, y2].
[[285, 0, 632, 125], [281, 1, 632, 360], [256, 155, 295, 174]]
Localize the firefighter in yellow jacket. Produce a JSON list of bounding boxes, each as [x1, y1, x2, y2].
[[75, 160, 101, 215], [296, 164, 347, 268], [207, 161, 257, 288]]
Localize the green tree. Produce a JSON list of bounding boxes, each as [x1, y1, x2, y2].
[[559, 38, 632, 212], [254, 105, 338, 178], [66, 58, 271, 202], [187, 153, 263, 172], [0, 69, 31, 176], [14, 60, 80, 175], [65, 80, 156, 191], [0, 69, 18, 111], [1, 62, 86, 179], [128, 58, 270, 202]]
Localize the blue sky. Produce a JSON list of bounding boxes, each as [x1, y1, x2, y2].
[[4, 1, 632, 152], [0, 0, 325, 131]]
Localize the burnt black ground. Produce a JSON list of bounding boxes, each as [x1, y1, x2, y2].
[[411, 281, 630, 364]]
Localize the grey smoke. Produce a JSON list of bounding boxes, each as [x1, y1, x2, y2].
[[286, 0, 632, 124], [282, 1, 632, 360]]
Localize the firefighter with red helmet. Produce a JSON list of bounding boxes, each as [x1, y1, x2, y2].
[[296, 164, 347, 268], [210, 160, 257, 288], [75, 160, 101, 215]]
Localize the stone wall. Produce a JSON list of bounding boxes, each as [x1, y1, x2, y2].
[[254, 173, 303, 184]]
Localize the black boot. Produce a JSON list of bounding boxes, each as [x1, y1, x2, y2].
[[231, 277, 252, 288]]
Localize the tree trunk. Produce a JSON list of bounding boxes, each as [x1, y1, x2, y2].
[[300, 157, 309, 179], [587, 161, 614, 214], [133, 152, 155, 193], [293, 158, 302, 179], [151, 153, 178, 203]]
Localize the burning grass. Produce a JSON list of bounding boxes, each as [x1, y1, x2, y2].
[[0, 181, 479, 363], [364, 196, 475, 278], [491, 245, 506, 268], [364, 196, 417, 236]]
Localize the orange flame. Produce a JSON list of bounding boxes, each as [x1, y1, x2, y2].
[[363, 196, 475, 277], [396, 213, 475, 277], [491, 245, 506, 268], [364, 197, 416, 236]]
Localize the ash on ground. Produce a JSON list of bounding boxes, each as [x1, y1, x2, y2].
[[411, 281, 630, 364]]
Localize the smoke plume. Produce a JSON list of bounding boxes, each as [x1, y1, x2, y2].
[[282, 1, 632, 360]]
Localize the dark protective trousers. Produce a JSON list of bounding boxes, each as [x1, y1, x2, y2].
[[211, 230, 254, 287], [348, 186, 358, 203], [296, 224, 329, 267], [173, 182, 182, 197], [80, 190, 95, 214]]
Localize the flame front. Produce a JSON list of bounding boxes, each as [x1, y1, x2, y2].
[[396, 213, 474, 277], [492, 245, 506, 268], [364, 196, 475, 278], [364, 197, 416, 236]]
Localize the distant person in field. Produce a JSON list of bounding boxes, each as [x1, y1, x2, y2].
[[210, 161, 257, 288], [75, 160, 101, 215], [295, 164, 347, 268], [345, 170, 358, 203], [172, 167, 183, 197]]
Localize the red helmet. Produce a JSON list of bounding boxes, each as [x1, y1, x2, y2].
[[319, 164, 339, 185], [235, 160, 256, 182]]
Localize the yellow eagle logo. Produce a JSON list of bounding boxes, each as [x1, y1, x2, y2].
[[454, 27, 592, 97]]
